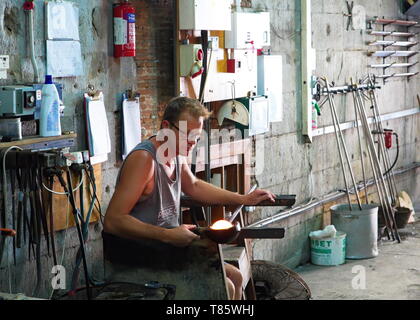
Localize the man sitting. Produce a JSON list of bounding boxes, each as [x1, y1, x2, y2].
[[103, 97, 275, 300]]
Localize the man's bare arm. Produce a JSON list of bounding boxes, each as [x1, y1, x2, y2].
[[180, 158, 275, 206], [104, 151, 198, 247]]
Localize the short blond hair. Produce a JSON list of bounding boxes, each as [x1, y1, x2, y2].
[[162, 97, 212, 124]]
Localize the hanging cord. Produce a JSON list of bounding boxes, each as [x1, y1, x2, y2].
[[53, 168, 92, 300], [70, 163, 105, 291], [383, 132, 399, 177], [42, 170, 84, 195]]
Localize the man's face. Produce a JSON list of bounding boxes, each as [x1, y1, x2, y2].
[[162, 112, 204, 157]]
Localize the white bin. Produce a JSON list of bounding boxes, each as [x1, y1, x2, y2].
[[310, 231, 346, 266]]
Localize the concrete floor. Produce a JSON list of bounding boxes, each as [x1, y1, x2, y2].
[[295, 204, 420, 300]]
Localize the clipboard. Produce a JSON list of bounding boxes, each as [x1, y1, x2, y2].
[[121, 90, 141, 159], [84, 90, 111, 165]]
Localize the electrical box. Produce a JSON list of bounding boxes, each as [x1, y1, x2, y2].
[[225, 12, 271, 49], [0, 55, 9, 79], [0, 86, 40, 117], [0, 84, 63, 117], [257, 12, 271, 47], [179, 44, 204, 78], [257, 55, 282, 122], [237, 96, 270, 136], [179, 0, 231, 31]]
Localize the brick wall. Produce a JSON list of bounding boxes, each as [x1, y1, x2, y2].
[[134, 0, 175, 139]]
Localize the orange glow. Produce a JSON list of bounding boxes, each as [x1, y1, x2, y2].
[[210, 220, 233, 230]]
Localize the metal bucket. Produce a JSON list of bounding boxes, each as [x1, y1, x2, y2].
[[331, 204, 379, 259]]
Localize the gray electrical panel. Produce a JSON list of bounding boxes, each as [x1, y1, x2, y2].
[[0, 84, 63, 117], [0, 85, 40, 117]]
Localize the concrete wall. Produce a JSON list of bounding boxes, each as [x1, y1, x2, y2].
[[0, 0, 136, 297], [250, 0, 419, 268], [0, 0, 418, 297]]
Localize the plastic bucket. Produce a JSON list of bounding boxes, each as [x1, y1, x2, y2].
[[395, 207, 412, 229], [331, 204, 379, 259], [310, 231, 346, 266]]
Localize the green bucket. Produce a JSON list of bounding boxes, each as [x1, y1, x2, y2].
[[310, 231, 346, 266]]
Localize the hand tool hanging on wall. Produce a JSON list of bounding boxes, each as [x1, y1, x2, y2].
[[70, 161, 105, 292], [51, 167, 92, 300]]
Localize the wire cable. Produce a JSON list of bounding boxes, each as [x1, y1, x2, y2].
[[42, 169, 84, 195]]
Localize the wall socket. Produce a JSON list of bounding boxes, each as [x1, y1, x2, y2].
[[0, 55, 9, 79], [208, 36, 219, 50]]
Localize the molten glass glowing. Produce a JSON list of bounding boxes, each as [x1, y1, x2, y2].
[[210, 220, 233, 230]]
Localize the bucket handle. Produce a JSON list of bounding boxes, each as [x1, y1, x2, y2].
[[342, 215, 359, 219]]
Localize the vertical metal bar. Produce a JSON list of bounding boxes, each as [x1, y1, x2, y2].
[[355, 87, 400, 242], [353, 86, 393, 240], [350, 81, 369, 203], [325, 79, 362, 209], [324, 79, 353, 209]]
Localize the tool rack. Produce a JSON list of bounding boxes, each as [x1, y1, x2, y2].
[[367, 18, 419, 82]]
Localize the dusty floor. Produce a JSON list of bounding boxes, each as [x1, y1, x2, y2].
[[295, 204, 420, 300]]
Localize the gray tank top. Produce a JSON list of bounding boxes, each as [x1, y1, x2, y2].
[[116, 139, 181, 229]]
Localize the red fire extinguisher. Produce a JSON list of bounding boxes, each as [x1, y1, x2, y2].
[[113, 1, 136, 57], [384, 129, 393, 149]]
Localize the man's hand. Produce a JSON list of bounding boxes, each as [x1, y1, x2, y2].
[[243, 189, 276, 205], [163, 224, 200, 247]]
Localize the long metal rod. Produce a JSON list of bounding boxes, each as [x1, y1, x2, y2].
[[325, 78, 362, 209], [355, 86, 400, 242], [350, 80, 369, 204], [366, 90, 397, 203], [248, 163, 419, 228], [324, 80, 353, 209], [366, 77, 399, 203], [352, 85, 393, 239], [370, 101, 397, 204]]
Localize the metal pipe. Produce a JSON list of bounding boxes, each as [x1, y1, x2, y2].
[[350, 80, 369, 203], [248, 162, 419, 229], [324, 79, 353, 209], [325, 78, 362, 209], [26, 7, 40, 83], [355, 87, 400, 242], [366, 77, 399, 203], [353, 86, 393, 239]]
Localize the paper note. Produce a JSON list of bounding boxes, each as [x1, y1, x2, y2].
[[85, 93, 111, 164], [47, 40, 83, 77], [122, 98, 141, 159], [46, 1, 80, 40]]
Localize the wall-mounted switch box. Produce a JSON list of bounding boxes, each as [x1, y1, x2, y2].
[[0, 55, 9, 79], [179, 0, 231, 31], [179, 44, 204, 78], [0, 55, 9, 69], [225, 12, 271, 49]]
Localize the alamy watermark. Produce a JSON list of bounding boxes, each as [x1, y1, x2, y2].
[[154, 121, 266, 175], [351, 265, 366, 290]]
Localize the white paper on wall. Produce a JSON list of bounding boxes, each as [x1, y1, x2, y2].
[[84, 92, 111, 165], [122, 97, 142, 159], [46, 1, 80, 40], [46, 40, 83, 77]]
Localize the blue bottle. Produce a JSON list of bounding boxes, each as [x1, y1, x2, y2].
[[40, 75, 61, 137]]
